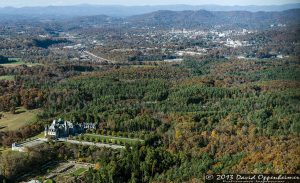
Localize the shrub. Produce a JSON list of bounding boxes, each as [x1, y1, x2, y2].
[[139, 134, 145, 139]]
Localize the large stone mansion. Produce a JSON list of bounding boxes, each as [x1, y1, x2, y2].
[[44, 118, 96, 138]]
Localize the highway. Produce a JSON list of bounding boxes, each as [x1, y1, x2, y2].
[[83, 51, 114, 63]]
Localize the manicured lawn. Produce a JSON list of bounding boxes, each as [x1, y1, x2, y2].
[[0, 75, 15, 81], [33, 132, 45, 138], [84, 134, 144, 145], [0, 107, 40, 131], [21, 132, 45, 142], [71, 167, 87, 176], [44, 179, 54, 183]]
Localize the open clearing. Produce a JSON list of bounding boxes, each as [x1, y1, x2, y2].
[[0, 75, 15, 81], [0, 58, 42, 68], [70, 167, 87, 176], [0, 62, 41, 67], [84, 133, 144, 145], [0, 107, 40, 131]]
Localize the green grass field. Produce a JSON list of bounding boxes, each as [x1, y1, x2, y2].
[[33, 132, 45, 138], [19, 132, 45, 144], [0, 75, 15, 81], [0, 58, 42, 68], [84, 134, 144, 145], [44, 180, 54, 183], [71, 167, 87, 176], [0, 107, 40, 131]]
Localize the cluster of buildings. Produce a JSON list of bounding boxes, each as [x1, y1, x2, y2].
[[224, 38, 251, 48]]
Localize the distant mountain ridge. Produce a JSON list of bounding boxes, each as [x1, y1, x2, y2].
[[51, 9, 300, 31], [0, 3, 300, 17], [126, 9, 300, 29]]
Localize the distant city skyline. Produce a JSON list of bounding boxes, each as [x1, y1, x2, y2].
[[0, 0, 300, 7]]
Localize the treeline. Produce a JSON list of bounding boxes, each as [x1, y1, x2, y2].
[[0, 55, 9, 64], [81, 144, 266, 182], [0, 64, 105, 112], [0, 124, 43, 147], [31, 38, 70, 49]]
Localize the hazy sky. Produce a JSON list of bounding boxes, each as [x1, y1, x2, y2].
[[1, 0, 300, 7]]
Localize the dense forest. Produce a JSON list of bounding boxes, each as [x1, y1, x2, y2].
[[0, 55, 299, 182]]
